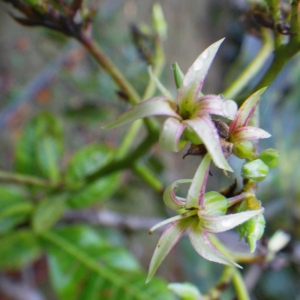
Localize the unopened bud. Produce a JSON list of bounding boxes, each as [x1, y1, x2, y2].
[[258, 149, 279, 168], [233, 141, 256, 160], [203, 192, 228, 216], [237, 214, 265, 252], [242, 159, 269, 182], [172, 62, 184, 90], [152, 3, 167, 39]]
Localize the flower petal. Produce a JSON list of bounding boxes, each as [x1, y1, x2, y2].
[[147, 219, 191, 283], [200, 209, 264, 233], [229, 87, 267, 132], [231, 126, 271, 143], [159, 118, 185, 152], [178, 39, 225, 113], [189, 220, 240, 267], [194, 96, 237, 120], [163, 179, 192, 210], [224, 100, 238, 120], [186, 153, 211, 209], [184, 116, 233, 171], [103, 97, 179, 129]]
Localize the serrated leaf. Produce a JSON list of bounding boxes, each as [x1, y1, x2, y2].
[[32, 195, 66, 233], [67, 172, 121, 208], [0, 185, 33, 234], [14, 112, 63, 180], [65, 144, 114, 184], [42, 225, 172, 300], [0, 229, 41, 270]]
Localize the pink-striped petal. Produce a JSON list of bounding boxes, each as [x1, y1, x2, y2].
[[103, 97, 179, 129], [229, 88, 266, 132], [189, 220, 240, 267], [200, 209, 264, 233], [186, 153, 211, 209], [146, 219, 191, 283], [159, 118, 185, 152], [178, 39, 225, 114], [231, 126, 271, 143], [163, 179, 191, 211], [194, 96, 237, 120], [184, 116, 233, 172]]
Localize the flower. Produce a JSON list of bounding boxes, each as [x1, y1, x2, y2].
[[146, 154, 264, 282], [103, 39, 238, 171], [228, 88, 271, 159]]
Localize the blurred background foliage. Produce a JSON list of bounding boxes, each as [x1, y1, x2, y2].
[[0, 0, 300, 299]]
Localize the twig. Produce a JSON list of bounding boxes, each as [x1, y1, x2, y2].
[[64, 208, 163, 231], [0, 170, 52, 187]]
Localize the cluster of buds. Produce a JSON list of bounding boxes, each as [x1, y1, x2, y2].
[[3, 0, 94, 37], [104, 39, 278, 281]]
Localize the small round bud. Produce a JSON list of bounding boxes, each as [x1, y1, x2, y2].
[[258, 149, 279, 168], [233, 141, 256, 160], [241, 159, 269, 182], [203, 191, 228, 216]]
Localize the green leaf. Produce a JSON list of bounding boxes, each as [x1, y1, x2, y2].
[[32, 194, 66, 233], [14, 112, 63, 181], [65, 144, 114, 185], [0, 185, 33, 234], [67, 172, 120, 208], [42, 225, 173, 300], [0, 229, 41, 270], [37, 136, 61, 184]]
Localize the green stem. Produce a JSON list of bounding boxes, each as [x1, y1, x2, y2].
[[132, 163, 164, 193], [223, 28, 274, 100], [76, 32, 141, 106], [232, 269, 250, 300], [142, 37, 165, 100], [40, 230, 153, 300], [0, 202, 33, 219], [86, 130, 159, 182], [266, 0, 282, 48], [248, 0, 300, 95], [116, 120, 143, 159], [116, 37, 165, 160], [0, 170, 52, 187], [202, 266, 235, 300]]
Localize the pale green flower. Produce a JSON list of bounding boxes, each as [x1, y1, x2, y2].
[[146, 154, 264, 282], [104, 39, 238, 171]]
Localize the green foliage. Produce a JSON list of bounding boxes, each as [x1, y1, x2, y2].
[[0, 229, 41, 270], [65, 143, 121, 208], [65, 144, 114, 184], [0, 185, 33, 234], [32, 194, 66, 233], [42, 225, 173, 300], [15, 112, 63, 183]]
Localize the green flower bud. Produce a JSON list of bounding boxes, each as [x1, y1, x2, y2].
[[233, 141, 256, 160], [172, 62, 184, 90], [203, 191, 228, 216], [183, 127, 202, 145], [242, 159, 269, 182], [237, 214, 265, 252], [152, 3, 167, 40], [258, 148, 279, 168]]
